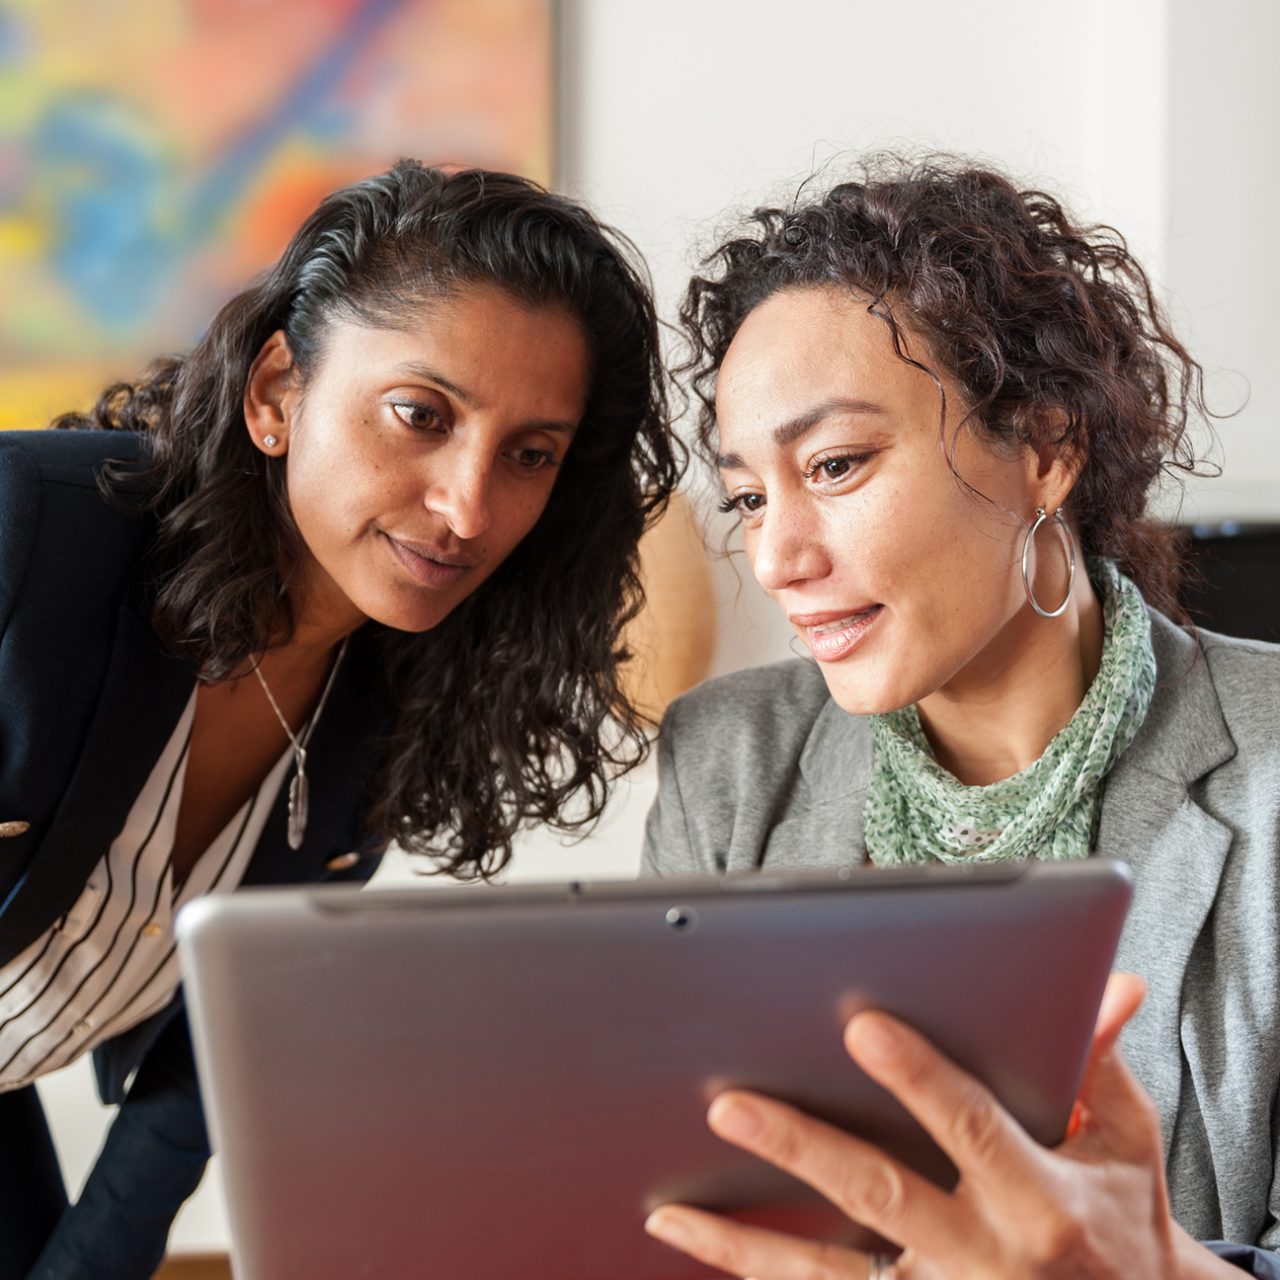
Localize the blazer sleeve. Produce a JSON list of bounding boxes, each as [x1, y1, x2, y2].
[[29, 1012, 211, 1280], [1204, 1243, 1280, 1276]]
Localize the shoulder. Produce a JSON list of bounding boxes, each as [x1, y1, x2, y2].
[[0, 430, 147, 542], [0, 435, 42, 628], [657, 656, 840, 805], [1148, 610, 1280, 762], [0, 430, 151, 638], [1133, 613, 1280, 840], [1198, 627, 1280, 730], [661, 657, 833, 762], [1197, 629, 1280, 803], [646, 658, 837, 876], [648, 657, 873, 876], [0, 427, 145, 491]]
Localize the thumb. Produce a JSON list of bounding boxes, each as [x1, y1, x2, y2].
[[1069, 972, 1152, 1146], [1091, 971, 1146, 1060]]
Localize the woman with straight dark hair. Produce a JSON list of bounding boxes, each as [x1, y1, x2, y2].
[[0, 159, 680, 1278], [642, 156, 1280, 1278]]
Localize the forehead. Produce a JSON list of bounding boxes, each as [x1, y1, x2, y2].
[[331, 283, 581, 356], [715, 285, 935, 442], [315, 285, 590, 406]]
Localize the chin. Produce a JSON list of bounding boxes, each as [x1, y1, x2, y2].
[[815, 664, 920, 718], [358, 591, 461, 635]]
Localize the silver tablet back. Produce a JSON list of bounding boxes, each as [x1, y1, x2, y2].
[[177, 860, 1131, 1280]]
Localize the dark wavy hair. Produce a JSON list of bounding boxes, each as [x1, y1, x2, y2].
[[54, 160, 682, 876], [680, 154, 1214, 616]]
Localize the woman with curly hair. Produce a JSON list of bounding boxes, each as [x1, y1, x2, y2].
[[642, 157, 1280, 1277], [0, 159, 680, 1278]]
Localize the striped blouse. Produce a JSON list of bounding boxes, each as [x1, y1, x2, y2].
[[0, 690, 292, 1091]]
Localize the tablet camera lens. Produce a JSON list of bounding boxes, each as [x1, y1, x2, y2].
[[665, 907, 695, 932]]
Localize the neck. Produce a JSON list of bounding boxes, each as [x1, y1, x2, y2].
[[272, 558, 368, 658], [915, 571, 1105, 786]]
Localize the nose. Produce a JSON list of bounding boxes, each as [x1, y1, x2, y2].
[[748, 500, 831, 594], [423, 447, 492, 541]]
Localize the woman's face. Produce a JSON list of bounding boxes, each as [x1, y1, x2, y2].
[[715, 284, 1056, 716], [249, 283, 590, 640]]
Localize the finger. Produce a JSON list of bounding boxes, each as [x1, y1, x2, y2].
[[644, 1202, 865, 1279], [1071, 974, 1162, 1153], [1090, 972, 1146, 1063], [1065, 973, 1147, 1140], [843, 1011, 1040, 1189], [704, 1089, 962, 1254]]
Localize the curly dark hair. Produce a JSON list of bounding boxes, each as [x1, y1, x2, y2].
[[54, 160, 683, 876], [679, 154, 1214, 616]]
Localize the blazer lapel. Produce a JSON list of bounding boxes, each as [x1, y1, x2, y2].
[[0, 603, 192, 962], [1098, 612, 1236, 1159]]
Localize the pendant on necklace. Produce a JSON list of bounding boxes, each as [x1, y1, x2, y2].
[[287, 771, 309, 850]]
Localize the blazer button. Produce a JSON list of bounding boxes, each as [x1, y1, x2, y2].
[[325, 852, 361, 872], [0, 821, 30, 838]]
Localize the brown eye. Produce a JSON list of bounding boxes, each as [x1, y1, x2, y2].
[[804, 450, 875, 483], [717, 492, 765, 516], [392, 402, 445, 432], [511, 447, 557, 471]]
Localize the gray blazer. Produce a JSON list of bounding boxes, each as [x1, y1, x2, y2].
[[642, 612, 1280, 1252]]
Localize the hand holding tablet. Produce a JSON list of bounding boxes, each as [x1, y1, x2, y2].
[[645, 971, 1211, 1280]]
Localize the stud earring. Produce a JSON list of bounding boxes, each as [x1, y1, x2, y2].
[[263, 435, 279, 449]]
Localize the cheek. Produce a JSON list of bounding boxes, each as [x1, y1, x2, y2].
[[286, 442, 376, 548], [835, 481, 1015, 619], [910, 513, 1024, 641], [498, 479, 557, 548], [821, 478, 938, 585]]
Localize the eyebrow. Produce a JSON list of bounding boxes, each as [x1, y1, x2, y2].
[[715, 396, 885, 468], [394, 361, 578, 435]]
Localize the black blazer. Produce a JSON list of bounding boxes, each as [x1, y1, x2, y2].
[[0, 429, 390, 1102]]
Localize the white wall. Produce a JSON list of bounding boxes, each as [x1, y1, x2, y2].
[[41, 0, 1279, 1255], [559, 0, 1277, 668], [1164, 0, 1280, 522], [559, 0, 1182, 677]]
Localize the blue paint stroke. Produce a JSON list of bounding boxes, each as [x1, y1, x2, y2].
[[185, 0, 410, 242], [31, 0, 411, 333]]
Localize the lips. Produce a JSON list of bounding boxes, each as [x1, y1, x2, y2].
[[790, 605, 884, 662], [382, 532, 475, 588]]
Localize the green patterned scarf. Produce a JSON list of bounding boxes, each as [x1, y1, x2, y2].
[[864, 560, 1156, 866]]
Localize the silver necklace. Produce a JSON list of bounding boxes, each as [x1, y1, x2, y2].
[[252, 637, 349, 850]]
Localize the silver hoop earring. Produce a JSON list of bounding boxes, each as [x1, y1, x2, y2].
[[1021, 506, 1076, 619], [263, 435, 279, 449]]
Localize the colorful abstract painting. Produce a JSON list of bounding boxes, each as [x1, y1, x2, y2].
[[0, 0, 554, 429]]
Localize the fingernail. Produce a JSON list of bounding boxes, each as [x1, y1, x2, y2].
[[1065, 1099, 1085, 1139], [847, 1014, 901, 1067], [645, 1207, 693, 1248], [708, 1094, 763, 1142]]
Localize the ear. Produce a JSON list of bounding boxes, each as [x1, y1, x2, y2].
[[244, 330, 299, 456], [1023, 407, 1084, 519]]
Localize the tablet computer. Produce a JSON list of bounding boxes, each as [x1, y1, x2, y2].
[[176, 859, 1132, 1280]]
